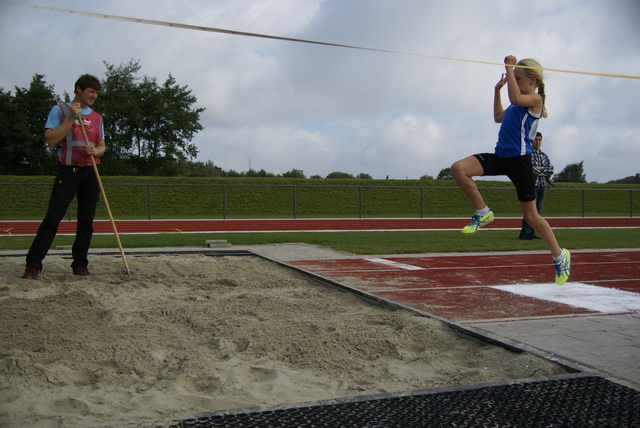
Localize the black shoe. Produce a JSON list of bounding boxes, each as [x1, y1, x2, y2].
[[22, 266, 39, 280], [519, 235, 533, 240], [73, 267, 91, 277]]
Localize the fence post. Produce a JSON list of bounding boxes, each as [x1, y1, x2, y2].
[[631, 190, 634, 218], [147, 184, 152, 220], [420, 188, 424, 218], [223, 185, 227, 220], [582, 189, 585, 217], [293, 185, 297, 219], [359, 187, 363, 219]]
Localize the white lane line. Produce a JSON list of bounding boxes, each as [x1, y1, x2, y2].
[[365, 258, 426, 270]]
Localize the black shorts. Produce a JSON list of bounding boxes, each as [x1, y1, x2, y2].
[[473, 153, 535, 202]]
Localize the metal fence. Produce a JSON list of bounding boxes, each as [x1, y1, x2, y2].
[[1, 183, 638, 220]]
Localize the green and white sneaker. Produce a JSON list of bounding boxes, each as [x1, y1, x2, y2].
[[554, 248, 571, 285], [461, 210, 494, 234]]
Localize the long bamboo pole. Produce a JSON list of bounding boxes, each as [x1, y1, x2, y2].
[[77, 115, 131, 277]]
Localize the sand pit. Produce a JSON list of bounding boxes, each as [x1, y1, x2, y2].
[[0, 251, 569, 427]]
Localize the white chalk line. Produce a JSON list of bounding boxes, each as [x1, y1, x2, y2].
[[491, 282, 640, 313]]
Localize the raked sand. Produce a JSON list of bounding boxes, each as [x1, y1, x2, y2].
[[0, 251, 568, 427]]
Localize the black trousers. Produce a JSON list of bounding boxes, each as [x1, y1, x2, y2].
[[26, 164, 100, 271], [520, 185, 547, 238]]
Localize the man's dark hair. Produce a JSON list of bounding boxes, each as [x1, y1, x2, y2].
[[536, 132, 543, 139], [74, 74, 102, 94]]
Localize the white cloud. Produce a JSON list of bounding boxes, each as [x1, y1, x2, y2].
[[0, 0, 638, 181]]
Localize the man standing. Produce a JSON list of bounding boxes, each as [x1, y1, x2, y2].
[[519, 132, 554, 240], [22, 74, 105, 279]]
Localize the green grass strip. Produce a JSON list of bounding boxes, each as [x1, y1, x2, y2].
[[1, 228, 637, 255]]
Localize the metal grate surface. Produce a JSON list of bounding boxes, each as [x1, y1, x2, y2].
[[171, 376, 640, 428]]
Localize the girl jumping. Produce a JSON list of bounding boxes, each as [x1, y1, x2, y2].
[[450, 55, 570, 285]]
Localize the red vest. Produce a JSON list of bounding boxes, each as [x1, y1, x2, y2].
[[56, 104, 103, 166]]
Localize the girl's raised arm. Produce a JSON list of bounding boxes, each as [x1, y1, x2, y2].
[[493, 73, 507, 123], [504, 55, 542, 112]]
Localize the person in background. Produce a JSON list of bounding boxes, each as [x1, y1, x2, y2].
[[22, 74, 105, 280], [519, 132, 554, 240]]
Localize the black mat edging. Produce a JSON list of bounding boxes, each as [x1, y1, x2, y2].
[[168, 375, 640, 427]]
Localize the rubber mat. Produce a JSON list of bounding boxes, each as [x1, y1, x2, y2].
[[170, 375, 639, 428]]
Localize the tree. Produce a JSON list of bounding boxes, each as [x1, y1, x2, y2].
[[256, 169, 275, 177], [356, 172, 373, 179], [437, 168, 452, 180], [607, 175, 637, 184], [282, 169, 306, 178], [96, 60, 140, 171], [98, 60, 205, 175], [225, 169, 242, 177], [553, 161, 587, 183], [0, 74, 60, 175], [420, 174, 434, 180], [326, 171, 354, 179], [184, 160, 224, 177]]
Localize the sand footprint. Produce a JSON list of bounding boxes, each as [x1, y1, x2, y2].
[[32, 396, 91, 415]]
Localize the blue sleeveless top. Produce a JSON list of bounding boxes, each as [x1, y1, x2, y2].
[[495, 104, 541, 158]]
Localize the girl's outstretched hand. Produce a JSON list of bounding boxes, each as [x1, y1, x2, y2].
[[495, 73, 507, 90]]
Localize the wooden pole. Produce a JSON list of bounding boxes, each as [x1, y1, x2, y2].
[[77, 115, 131, 276]]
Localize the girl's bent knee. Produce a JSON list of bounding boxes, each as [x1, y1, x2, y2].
[[451, 162, 464, 178]]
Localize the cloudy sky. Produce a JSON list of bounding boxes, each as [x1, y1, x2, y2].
[[1, 0, 638, 182]]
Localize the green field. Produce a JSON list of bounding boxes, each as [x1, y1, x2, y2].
[[1, 176, 639, 220], [1, 228, 639, 254], [1, 176, 638, 253]]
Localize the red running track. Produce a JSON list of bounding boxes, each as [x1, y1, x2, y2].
[[288, 250, 640, 324], [1, 217, 639, 235]]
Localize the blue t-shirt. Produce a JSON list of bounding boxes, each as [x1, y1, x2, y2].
[[495, 104, 540, 158]]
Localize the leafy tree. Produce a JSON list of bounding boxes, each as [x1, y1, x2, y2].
[[420, 174, 434, 180], [326, 171, 354, 179], [607, 176, 636, 184], [0, 88, 24, 174], [225, 169, 242, 177], [356, 172, 373, 179], [437, 167, 452, 180], [183, 160, 224, 177], [553, 161, 587, 183], [98, 60, 205, 176], [256, 169, 275, 177], [282, 169, 306, 178], [96, 60, 142, 173], [0, 75, 60, 175], [243, 168, 274, 177]]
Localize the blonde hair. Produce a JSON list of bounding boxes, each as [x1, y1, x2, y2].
[[517, 58, 548, 118]]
